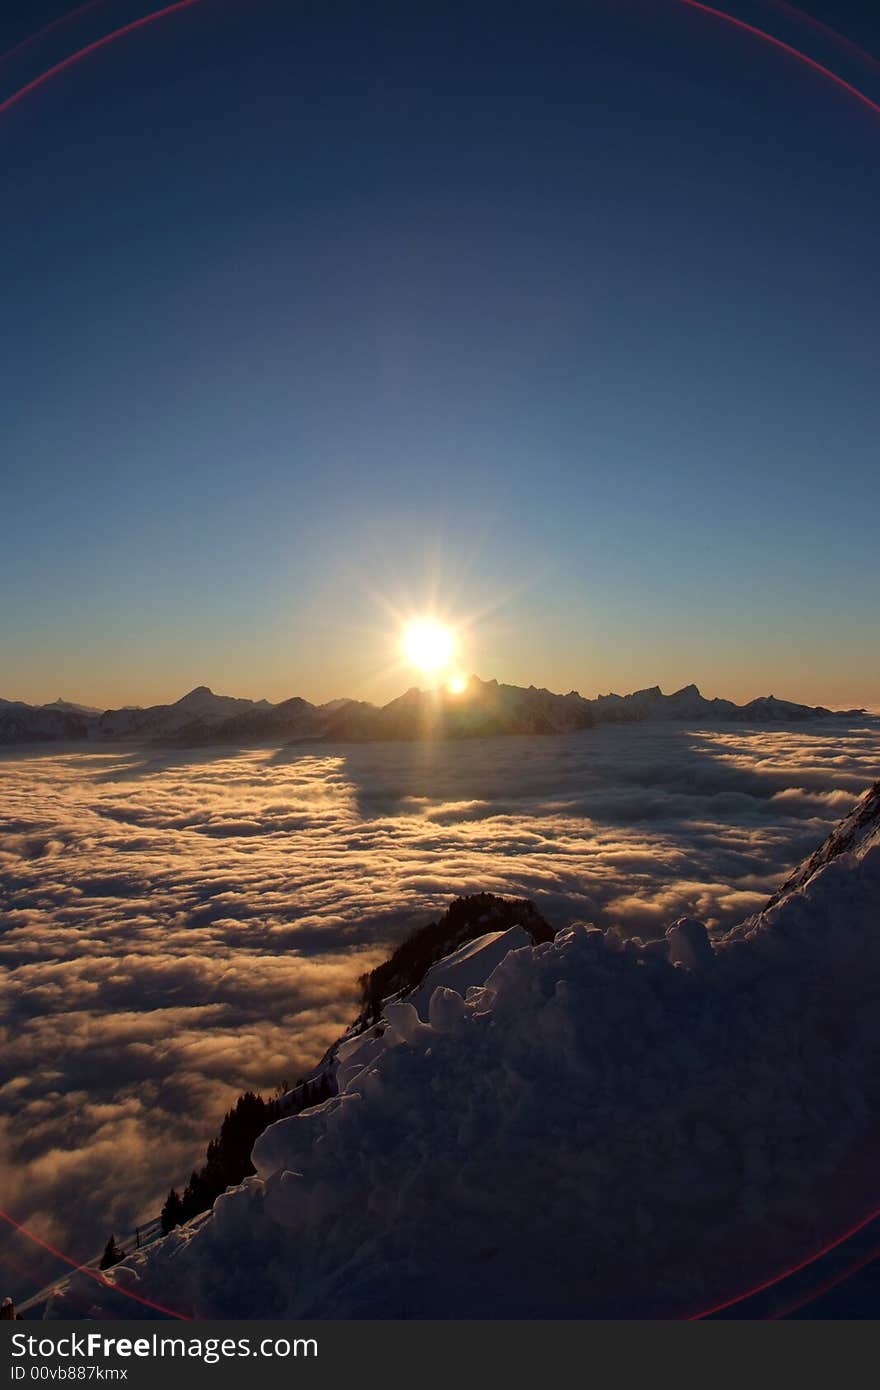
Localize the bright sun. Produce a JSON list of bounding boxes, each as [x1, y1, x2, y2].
[[402, 619, 455, 674]]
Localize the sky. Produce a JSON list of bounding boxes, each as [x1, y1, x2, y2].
[[1, 0, 878, 710]]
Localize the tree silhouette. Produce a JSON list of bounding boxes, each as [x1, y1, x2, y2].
[[154, 1077, 335, 1231], [99, 1235, 124, 1270], [160, 1189, 184, 1235]]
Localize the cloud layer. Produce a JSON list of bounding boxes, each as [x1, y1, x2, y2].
[[1, 719, 878, 1297]]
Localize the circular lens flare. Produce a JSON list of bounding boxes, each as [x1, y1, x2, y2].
[[447, 673, 467, 694], [402, 619, 455, 674]]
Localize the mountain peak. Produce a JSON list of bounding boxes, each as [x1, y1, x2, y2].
[[177, 685, 214, 704], [0, 678, 865, 750]]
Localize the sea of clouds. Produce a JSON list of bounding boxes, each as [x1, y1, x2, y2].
[[1, 719, 878, 1298]]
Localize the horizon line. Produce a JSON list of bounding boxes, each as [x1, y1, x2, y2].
[[1, 674, 872, 716]]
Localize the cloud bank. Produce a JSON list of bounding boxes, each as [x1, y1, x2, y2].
[[1, 719, 878, 1297]]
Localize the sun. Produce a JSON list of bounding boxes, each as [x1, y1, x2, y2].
[[401, 618, 455, 675]]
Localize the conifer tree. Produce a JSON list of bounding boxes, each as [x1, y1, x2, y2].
[[160, 1189, 184, 1235], [99, 1235, 124, 1270]]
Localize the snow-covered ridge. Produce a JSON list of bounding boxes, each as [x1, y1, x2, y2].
[[0, 678, 867, 747], [760, 775, 880, 908], [51, 779, 880, 1319]]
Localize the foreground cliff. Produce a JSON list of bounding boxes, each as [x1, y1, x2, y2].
[[54, 782, 880, 1319]]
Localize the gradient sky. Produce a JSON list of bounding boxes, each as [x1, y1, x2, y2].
[[1, 0, 878, 710]]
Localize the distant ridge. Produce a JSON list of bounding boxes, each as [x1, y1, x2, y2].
[[0, 677, 866, 747]]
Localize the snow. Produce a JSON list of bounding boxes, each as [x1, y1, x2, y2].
[[51, 784, 880, 1319], [405, 926, 533, 1019], [665, 916, 714, 971]]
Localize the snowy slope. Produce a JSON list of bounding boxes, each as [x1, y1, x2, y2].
[[51, 782, 880, 1319], [760, 776, 880, 907], [96, 687, 265, 739]]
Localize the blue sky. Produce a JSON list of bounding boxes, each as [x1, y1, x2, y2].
[[1, 0, 878, 707]]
